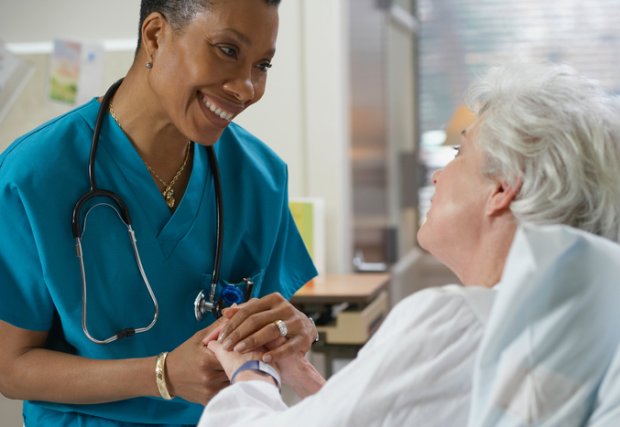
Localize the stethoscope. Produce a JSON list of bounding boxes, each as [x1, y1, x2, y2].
[[72, 79, 252, 344]]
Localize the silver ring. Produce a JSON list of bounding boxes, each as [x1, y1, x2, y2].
[[274, 319, 288, 337]]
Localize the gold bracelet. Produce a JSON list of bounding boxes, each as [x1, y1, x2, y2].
[[155, 352, 174, 400]]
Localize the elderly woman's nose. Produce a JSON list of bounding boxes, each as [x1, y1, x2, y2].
[[431, 168, 441, 184]]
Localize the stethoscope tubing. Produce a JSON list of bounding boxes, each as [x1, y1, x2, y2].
[[89, 79, 123, 191], [71, 79, 157, 343], [206, 147, 224, 307], [73, 78, 226, 344], [77, 203, 159, 344]]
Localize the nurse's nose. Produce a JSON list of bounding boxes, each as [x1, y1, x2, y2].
[[223, 67, 256, 104]]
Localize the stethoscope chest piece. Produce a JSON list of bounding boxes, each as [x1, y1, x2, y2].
[[194, 289, 222, 320], [194, 278, 254, 321]]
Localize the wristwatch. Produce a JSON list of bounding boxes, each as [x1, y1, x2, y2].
[[231, 360, 281, 388]]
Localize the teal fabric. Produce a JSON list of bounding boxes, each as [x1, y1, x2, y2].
[[0, 98, 317, 426]]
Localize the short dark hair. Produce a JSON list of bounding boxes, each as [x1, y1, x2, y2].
[[137, 0, 281, 52]]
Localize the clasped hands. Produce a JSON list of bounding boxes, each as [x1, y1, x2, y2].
[[206, 293, 317, 389], [165, 293, 317, 404]]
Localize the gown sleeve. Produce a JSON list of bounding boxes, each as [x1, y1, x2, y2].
[[198, 285, 490, 427]]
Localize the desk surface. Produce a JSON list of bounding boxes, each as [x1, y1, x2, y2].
[[292, 273, 390, 305]]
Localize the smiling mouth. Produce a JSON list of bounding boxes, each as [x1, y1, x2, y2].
[[203, 98, 234, 122]]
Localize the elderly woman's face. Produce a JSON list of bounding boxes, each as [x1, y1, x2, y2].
[[417, 119, 497, 265], [148, 0, 278, 144]]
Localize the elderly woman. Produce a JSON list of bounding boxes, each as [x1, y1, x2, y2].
[[0, 1, 319, 426], [199, 62, 620, 427]]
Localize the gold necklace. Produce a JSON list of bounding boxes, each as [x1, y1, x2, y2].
[[145, 143, 191, 209], [109, 103, 191, 209]]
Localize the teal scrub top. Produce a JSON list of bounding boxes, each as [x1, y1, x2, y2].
[[0, 99, 317, 426]]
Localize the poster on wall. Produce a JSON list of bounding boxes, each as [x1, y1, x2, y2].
[[0, 42, 34, 125], [289, 197, 326, 277], [49, 39, 103, 105]]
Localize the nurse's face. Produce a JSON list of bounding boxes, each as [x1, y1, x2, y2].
[[417, 119, 498, 268], [146, 0, 278, 144]]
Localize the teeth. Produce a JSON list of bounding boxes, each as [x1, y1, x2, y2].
[[204, 99, 234, 121]]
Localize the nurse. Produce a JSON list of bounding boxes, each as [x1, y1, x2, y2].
[[0, 0, 318, 426]]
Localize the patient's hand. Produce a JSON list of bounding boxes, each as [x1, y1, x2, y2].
[[268, 338, 326, 398], [207, 340, 266, 380], [207, 340, 281, 390], [206, 320, 325, 398]]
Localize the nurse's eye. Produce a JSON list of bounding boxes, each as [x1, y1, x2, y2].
[[257, 61, 273, 72], [452, 145, 461, 157], [217, 45, 238, 59]]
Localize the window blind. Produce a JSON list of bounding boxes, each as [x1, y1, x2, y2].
[[418, 0, 620, 134]]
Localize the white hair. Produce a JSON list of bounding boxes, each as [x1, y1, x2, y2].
[[466, 62, 620, 242]]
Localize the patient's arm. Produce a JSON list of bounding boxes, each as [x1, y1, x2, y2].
[[207, 339, 325, 398], [274, 351, 325, 398], [200, 286, 488, 427]]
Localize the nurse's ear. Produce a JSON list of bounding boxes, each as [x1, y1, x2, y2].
[[140, 12, 170, 63], [486, 177, 522, 216]]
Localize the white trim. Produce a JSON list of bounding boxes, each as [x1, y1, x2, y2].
[[5, 42, 52, 55], [5, 39, 137, 55]]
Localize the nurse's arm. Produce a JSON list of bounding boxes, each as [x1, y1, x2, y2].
[[0, 320, 159, 403], [0, 319, 228, 405]]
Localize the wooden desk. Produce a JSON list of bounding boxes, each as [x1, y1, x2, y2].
[[292, 273, 391, 377], [292, 273, 390, 305]]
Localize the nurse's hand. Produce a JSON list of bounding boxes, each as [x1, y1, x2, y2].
[[204, 292, 318, 363], [165, 317, 230, 404]]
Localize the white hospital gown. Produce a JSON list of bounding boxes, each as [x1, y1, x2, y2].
[[199, 284, 496, 427], [468, 224, 620, 427]]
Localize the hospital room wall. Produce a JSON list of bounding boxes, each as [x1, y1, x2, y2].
[[0, 0, 352, 273]]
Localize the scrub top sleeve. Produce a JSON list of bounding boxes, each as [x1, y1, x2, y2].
[[0, 184, 54, 331], [258, 168, 317, 300]]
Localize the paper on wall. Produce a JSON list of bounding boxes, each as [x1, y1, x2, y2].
[[49, 39, 103, 105]]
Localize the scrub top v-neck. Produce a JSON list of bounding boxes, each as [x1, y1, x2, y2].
[[98, 117, 213, 257]]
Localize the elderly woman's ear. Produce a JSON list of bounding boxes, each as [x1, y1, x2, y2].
[[485, 178, 522, 216]]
